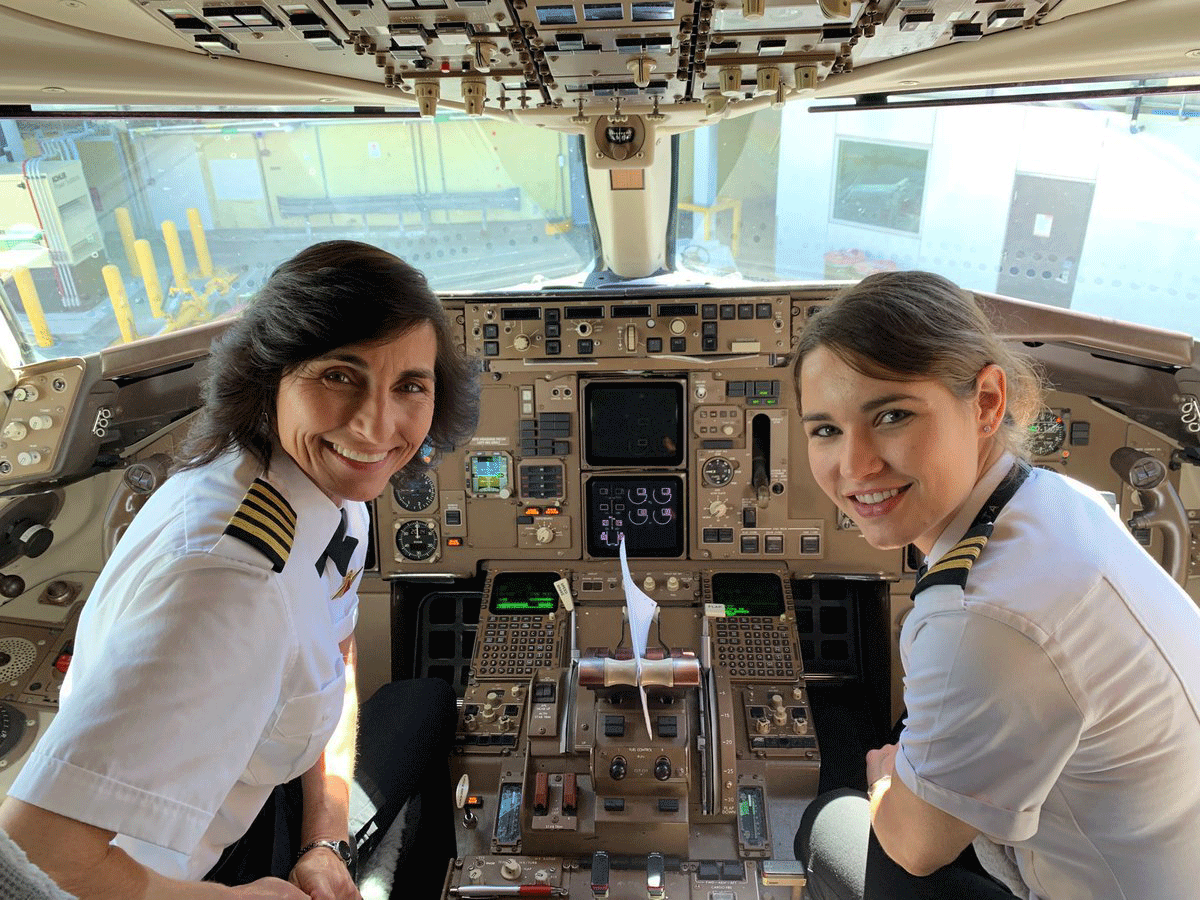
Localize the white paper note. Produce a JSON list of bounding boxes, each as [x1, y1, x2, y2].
[[620, 534, 657, 737]]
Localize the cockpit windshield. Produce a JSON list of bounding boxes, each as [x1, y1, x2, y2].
[[0, 112, 595, 363], [2, 86, 1199, 365], [677, 89, 1200, 340]]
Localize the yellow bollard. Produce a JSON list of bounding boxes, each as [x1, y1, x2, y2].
[[115, 206, 140, 277], [102, 264, 139, 344], [161, 220, 193, 297], [12, 267, 53, 348], [186, 208, 213, 278], [134, 239, 166, 319]]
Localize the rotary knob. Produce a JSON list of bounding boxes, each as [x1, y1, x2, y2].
[[609, 756, 628, 780], [536, 526, 554, 544], [708, 500, 728, 518], [654, 757, 672, 781], [513, 334, 531, 352], [501, 859, 524, 881], [3, 421, 27, 441]]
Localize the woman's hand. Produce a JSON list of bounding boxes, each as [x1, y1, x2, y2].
[[289, 848, 362, 900], [230, 877, 313, 899], [866, 741, 899, 787]]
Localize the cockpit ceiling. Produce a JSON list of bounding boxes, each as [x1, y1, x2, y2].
[[1, 0, 1198, 125]]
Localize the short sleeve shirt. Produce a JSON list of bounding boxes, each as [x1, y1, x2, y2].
[[895, 456, 1200, 900], [8, 449, 370, 880]]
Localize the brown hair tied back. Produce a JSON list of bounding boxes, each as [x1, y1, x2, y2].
[[792, 270, 1045, 459]]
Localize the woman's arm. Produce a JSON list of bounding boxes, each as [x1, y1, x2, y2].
[[0, 799, 307, 900], [289, 634, 360, 900], [866, 744, 979, 876]]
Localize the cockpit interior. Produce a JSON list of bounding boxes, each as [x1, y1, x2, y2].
[[0, 0, 1198, 897]]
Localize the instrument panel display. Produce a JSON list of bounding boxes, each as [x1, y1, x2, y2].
[[586, 475, 685, 558], [711, 571, 786, 617], [489, 571, 560, 614]]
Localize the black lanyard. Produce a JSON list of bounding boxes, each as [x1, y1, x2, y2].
[[911, 460, 1031, 597]]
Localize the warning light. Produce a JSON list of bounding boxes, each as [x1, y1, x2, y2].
[[544, 506, 561, 515], [524, 506, 542, 516], [446, 537, 463, 547]]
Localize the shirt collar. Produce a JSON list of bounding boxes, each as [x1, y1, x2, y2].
[[924, 451, 1016, 568], [264, 448, 345, 535]]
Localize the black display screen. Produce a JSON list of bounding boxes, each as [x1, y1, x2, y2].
[[489, 571, 560, 614], [711, 572, 786, 616], [586, 475, 684, 558], [584, 380, 684, 466]]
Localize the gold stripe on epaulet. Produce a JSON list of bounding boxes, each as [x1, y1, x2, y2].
[[223, 478, 296, 573], [913, 531, 991, 593], [923, 535, 988, 578]]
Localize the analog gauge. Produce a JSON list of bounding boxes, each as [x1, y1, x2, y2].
[[702, 457, 734, 487], [392, 472, 436, 512], [396, 520, 438, 561], [1028, 410, 1067, 456]]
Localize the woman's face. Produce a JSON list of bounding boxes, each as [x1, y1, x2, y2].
[[799, 346, 1004, 555], [276, 323, 438, 504]]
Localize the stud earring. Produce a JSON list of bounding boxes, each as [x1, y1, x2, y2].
[[983, 425, 992, 434]]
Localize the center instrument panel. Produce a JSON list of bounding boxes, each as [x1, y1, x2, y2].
[[450, 562, 815, 899]]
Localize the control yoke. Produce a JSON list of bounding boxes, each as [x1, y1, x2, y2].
[[1109, 447, 1190, 586]]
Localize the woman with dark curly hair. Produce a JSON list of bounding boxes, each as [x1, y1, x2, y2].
[[1, 241, 481, 900]]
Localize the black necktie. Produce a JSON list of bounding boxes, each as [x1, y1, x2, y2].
[[316, 509, 358, 577]]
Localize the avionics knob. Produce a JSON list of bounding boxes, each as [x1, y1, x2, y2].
[[654, 757, 672, 781], [666, 576, 680, 591], [708, 500, 728, 518], [2, 422, 27, 441], [12, 385, 38, 402], [609, 756, 628, 780], [28, 415, 52, 430], [536, 526, 554, 544], [670, 318, 686, 334], [771, 693, 789, 726], [513, 334, 531, 351], [501, 859, 523, 881], [755, 716, 771, 735], [7, 520, 53, 559], [642, 576, 656, 592]]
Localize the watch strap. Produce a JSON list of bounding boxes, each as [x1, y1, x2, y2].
[[296, 838, 354, 872]]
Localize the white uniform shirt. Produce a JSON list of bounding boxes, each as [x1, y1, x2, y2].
[[9, 449, 369, 880], [896, 454, 1200, 900]]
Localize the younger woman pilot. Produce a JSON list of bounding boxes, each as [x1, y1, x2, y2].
[[792, 270, 1200, 900]]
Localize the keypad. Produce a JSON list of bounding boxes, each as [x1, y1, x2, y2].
[[476, 617, 558, 677], [711, 616, 798, 680]]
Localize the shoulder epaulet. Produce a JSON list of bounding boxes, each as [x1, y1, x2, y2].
[[911, 522, 992, 595], [911, 460, 1032, 598], [223, 478, 297, 573]]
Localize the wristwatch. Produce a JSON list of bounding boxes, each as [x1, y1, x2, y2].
[[297, 838, 357, 880]]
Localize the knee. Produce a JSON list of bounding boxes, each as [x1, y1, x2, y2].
[[795, 788, 867, 862], [794, 789, 870, 900]]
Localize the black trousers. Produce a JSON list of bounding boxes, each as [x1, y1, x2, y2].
[[794, 788, 1019, 900], [206, 678, 458, 900]]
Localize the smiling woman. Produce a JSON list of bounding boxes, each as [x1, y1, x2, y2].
[[0, 241, 482, 900], [275, 329, 439, 504], [788, 271, 1200, 900]]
